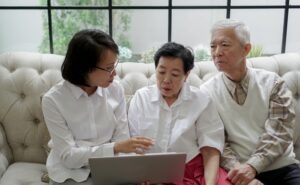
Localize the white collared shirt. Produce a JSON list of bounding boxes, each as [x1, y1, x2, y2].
[[42, 80, 129, 183], [128, 83, 225, 162]]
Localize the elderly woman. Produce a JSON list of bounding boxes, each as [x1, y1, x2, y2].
[[128, 42, 231, 185]]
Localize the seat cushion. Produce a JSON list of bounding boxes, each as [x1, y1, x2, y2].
[[0, 162, 47, 185]]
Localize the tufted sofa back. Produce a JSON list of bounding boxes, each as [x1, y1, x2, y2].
[[0, 52, 63, 167], [0, 51, 300, 168]]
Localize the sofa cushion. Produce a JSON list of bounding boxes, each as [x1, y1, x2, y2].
[[282, 71, 300, 159], [0, 52, 63, 164], [0, 162, 48, 185], [0, 124, 12, 178]]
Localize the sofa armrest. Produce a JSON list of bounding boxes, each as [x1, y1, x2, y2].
[[0, 124, 12, 178]]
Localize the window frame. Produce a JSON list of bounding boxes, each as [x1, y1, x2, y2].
[[0, 0, 299, 54]]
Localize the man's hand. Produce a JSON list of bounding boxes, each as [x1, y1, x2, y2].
[[228, 163, 257, 185], [139, 182, 150, 185], [247, 179, 264, 185], [114, 136, 154, 154], [139, 182, 163, 185]]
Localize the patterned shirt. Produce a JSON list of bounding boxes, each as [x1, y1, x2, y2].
[[221, 69, 295, 173]]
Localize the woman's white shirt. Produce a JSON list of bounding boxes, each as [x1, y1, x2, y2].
[[42, 80, 129, 183], [128, 83, 224, 162]]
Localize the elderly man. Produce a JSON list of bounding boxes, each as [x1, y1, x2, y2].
[[201, 19, 300, 185]]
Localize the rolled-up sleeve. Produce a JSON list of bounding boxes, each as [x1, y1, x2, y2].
[[196, 98, 225, 153]]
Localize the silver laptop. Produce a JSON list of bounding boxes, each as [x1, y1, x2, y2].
[[89, 152, 186, 185]]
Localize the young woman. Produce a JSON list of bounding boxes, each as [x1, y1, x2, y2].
[[42, 29, 153, 185]]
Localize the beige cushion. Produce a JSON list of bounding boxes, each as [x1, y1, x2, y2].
[[0, 124, 12, 178], [0, 162, 48, 185]]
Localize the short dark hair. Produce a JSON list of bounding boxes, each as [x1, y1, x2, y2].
[[61, 29, 119, 86], [154, 42, 194, 74]]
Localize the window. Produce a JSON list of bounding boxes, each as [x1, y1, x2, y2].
[[231, 9, 284, 54], [0, 0, 299, 58], [173, 0, 226, 6], [113, 9, 168, 59], [172, 9, 226, 48], [231, 0, 285, 6], [0, 10, 47, 53], [286, 9, 300, 52]]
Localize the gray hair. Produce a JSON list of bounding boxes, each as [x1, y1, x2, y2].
[[211, 19, 251, 45]]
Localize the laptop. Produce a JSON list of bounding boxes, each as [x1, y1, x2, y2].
[[89, 152, 187, 185]]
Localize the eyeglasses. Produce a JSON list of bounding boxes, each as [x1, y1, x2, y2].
[[95, 60, 119, 74]]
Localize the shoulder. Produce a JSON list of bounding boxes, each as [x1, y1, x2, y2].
[[189, 85, 208, 99], [42, 80, 67, 109], [43, 80, 65, 99], [201, 73, 223, 87], [108, 80, 123, 91], [137, 84, 156, 93], [184, 85, 211, 107], [106, 80, 125, 97], [250, 68, 280, 85], [251, 68, 279, 78], [129, 85, 157, 109], [133, 85, 156, 99], [200, 73, 223, 94]]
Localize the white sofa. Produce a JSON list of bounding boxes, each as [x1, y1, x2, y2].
[[0, 51, 299, 185]]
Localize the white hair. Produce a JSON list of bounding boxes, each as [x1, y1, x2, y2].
[[211, 19, 251, 45]]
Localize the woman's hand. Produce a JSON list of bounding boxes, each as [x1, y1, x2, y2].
[[114, 136, 154, 154]]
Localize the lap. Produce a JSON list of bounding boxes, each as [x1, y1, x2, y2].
[[171, 154, 232, 185], [256, 164, 300, 185]]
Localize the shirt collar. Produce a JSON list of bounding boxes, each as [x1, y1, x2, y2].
[[150, 85, 160, 102], [222, 68, 250, 96], [150, 83, 192, 103], [65, 80, 103, 99], [95, 86, 104, 97]]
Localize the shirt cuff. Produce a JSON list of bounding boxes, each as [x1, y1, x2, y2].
[[102, 142, 115, 157], [221, 158, 240, 171], [246, 155, 267, 174], [91, 142, 115, 158]]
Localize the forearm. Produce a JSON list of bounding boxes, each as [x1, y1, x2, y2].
[[201, 147, 220, 185], [247, 123, 294, 173], [58, 141, 115, 169]]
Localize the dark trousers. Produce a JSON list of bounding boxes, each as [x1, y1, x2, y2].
[[256, 164, 300, 185]]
